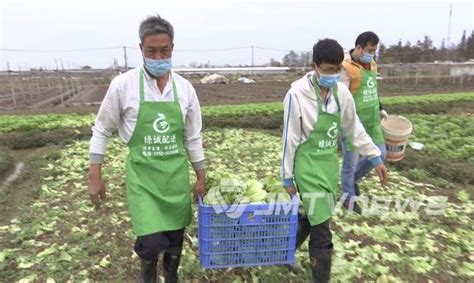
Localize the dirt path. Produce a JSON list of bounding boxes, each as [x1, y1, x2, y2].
[[2, 82, 473, 116]]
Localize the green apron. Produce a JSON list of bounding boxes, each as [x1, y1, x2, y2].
[[125, 68, 192, 236], [294, 76, 341, 226], [347, 66, 384, 151]]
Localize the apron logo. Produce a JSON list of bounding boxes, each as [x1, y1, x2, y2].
[[367, 77, 375, 88], [327, 122, 338, 139], [153, 113, 171, 133]]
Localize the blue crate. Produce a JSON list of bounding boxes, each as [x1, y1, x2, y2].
[[198, 196, 299, 269]]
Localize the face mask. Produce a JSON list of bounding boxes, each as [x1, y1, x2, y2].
[[316, 69, 341, 88], [360, 52, 374, 63], [143, 57, 172, 77]]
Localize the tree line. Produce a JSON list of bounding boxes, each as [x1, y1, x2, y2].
[[269, 30, 474, 67]]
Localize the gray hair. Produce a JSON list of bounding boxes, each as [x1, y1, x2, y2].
[[139, 14, 174, 43]]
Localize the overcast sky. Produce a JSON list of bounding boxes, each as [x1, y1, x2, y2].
[[0, 0, 472, 70]]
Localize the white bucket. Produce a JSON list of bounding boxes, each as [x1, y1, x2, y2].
[[381, 115, 413, 162]]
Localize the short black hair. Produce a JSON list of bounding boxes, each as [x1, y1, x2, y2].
[[312, 39, 344, 66], [355, 31, 379, 48]]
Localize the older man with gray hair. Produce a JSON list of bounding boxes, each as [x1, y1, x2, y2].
[[88, 14, 205, 283]]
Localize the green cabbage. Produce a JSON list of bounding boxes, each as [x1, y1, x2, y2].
[[202, 176, 292, 205]]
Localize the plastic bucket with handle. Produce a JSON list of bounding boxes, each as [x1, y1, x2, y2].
[[381, 115, 413, 162]]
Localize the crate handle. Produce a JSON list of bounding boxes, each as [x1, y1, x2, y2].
[[247, 212, 255, 222]]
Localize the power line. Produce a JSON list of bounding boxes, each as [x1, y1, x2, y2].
[[2, 46, 304, 53], [255, 46, 307, 53], [1, 45, 310, 69], [176, 46, 251, 52], [255, 46, 294, 52], [125, 46, 251, 52], [0, 47, 123, 52]]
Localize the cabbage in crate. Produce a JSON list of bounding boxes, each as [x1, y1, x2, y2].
[[202, 176, 291, 205]]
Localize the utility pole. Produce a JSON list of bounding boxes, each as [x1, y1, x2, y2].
[[123, 46, 128, 70], [251, 45, 254, 67], [447, 3, 453, 48]]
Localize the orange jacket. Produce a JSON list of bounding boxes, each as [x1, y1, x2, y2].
[[342, 58, 378, 96]]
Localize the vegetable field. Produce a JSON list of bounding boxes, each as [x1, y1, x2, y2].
[[0, 91, 473, 282]]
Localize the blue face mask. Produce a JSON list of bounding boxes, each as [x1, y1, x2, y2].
[[360, 52, 374, 63], [143, 57, 172, 77], [317, 70, 341, 89]]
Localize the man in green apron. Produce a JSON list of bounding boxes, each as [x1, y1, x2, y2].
[[281, 39, 389, 282], [88, 15, 205, 283], [340, 31, 388, 214]]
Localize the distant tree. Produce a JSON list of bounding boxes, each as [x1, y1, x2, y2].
[[299, 51, 312, 67], [396, 40, 403, 62], [269, 58, 281, 67], [282, 50, 299, 67], [403, 41, 413, 62], [467, 30, 474, 59], [458, 30, 468, 60], [439, 39, 448, 61], [81, 65, 92, 70], [283, 32, 474, 64], [421, 35, 436, 62], [111, 58, 120, 69], [280, 50, 312, 67], [378, 43, 386, 61], [422, 35, 433, 50]]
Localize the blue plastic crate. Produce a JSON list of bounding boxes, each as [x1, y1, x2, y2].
[[198, 196, 299, 269]]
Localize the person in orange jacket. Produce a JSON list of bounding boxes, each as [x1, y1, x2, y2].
[[340, 31, 388, 214]]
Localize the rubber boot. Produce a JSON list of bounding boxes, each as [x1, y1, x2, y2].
[[139, 257, 158, 283], [163, 247, 182, 283], [309, 245, 333, 283]]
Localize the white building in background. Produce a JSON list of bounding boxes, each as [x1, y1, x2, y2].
[[449, 62, 474, 76], [173, 66, 290, 75]]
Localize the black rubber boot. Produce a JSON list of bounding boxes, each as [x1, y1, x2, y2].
[[309, 245, 333, 283], [139, 257, 158, 283], [163, 247, 182, 283]]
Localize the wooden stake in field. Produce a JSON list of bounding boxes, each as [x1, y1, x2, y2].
[[57, 76, 64, 106], [415, 66, 420, 86], [26, 77, 34, 100], [36, 74, 41, 101], [9, 76, 17, 108], [70, 77, 76, 99]]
